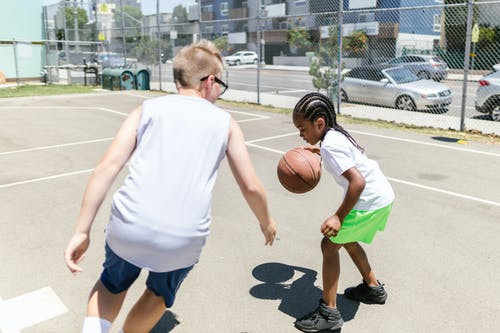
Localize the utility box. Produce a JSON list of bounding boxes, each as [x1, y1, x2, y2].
[[101, 68, 135, 90], [133, 69, 150, 90]]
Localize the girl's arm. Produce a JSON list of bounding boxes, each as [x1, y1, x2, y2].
[[64, 106, 142, 274], [321, 167, 366, 237], [226, 117, 277, 246]]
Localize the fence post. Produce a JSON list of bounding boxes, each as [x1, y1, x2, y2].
[[336, 0, 343, 115], [12, 39, 19, 87], [119, 0, 127, 67], [156, 0, 162, 91], [256, 2, 262, 105], [460, 0, 474, 132]]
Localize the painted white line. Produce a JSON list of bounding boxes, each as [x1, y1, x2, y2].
[[348, 129, 500, 157], [0, 287, 67, 332], [0, 138, 113, 156], [96, 107, 129, 116], [246, 132, 297, 144], [245, 143, 500, 208], [0, 106, 128, 116], [0, 169, 94, 189], [276, 89, 309, 94], [387, 177, 500, 208]]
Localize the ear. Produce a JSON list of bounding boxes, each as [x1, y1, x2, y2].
[[314, 117, 326, 130]]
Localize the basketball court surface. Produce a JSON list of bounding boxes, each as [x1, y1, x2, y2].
[[1, 91, 499, 332]]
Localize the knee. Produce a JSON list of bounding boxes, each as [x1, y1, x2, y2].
[[321, 237, 341, 256]]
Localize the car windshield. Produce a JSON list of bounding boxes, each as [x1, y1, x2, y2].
[[384, 67, 419, 84], [231, 52, 243, 56]]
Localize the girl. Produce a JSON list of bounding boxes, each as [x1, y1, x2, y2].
[[292, 93, 394, 332]]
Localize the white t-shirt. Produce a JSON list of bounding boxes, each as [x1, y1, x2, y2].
[[320, 129, 394, 211], [105, 95, 230, 272]]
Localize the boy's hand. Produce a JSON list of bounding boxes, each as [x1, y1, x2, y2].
[[320, 215, 341, 238], [260, 218, 277, 246], [299, 146, 320, 155], [64, 232, 90, 275]]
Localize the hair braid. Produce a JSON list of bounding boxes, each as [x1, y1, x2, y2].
[[293, 93, 364, 152]]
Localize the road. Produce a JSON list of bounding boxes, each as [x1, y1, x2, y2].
[[153, 64, 484, 119]]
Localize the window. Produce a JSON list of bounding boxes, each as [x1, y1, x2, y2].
[[358, 13, 375, 23], [220, 2, 228, 16], [204, 25, 214, 34], [201, 5, 213, 13], [294, 0, 306, 6], [221, 24, 229, 34], [433, 14, 441, 32]]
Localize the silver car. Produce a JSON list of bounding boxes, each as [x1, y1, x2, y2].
[[474, 70, 500, 121], [386, 54, 448, 81], [341, 65, 452, 111]]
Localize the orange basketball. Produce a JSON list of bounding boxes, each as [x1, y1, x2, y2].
[[277, 148, 321, 193]]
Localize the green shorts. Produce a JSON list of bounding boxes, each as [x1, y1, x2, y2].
[[329, 203, 393, 244]]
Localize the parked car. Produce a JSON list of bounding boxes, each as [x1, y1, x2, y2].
[[475, 70, 500, 121], [341, 65, 452, 111], [493, 64, 500, 72], [225, 51, 258, 66], [385, 54, 448, 81]]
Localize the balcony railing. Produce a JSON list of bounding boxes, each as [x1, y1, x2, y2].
[[229, 7, 248, 19]]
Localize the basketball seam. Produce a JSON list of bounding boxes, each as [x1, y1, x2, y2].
[[293, 149, 319, 186], [282, 154, 314, 188]]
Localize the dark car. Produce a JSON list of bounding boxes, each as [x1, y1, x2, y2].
[[385, 54, 448, 81]]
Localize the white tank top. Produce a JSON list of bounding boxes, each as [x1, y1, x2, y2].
[[106, 95, 230, 272]]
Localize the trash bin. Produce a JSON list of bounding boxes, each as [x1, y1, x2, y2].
[[132, 69, 150, 90], [101, 68, 135, 91]]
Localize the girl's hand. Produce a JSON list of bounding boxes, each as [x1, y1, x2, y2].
[[64, 232, 90, 275], [299, 146, 320, 155], [320, 215, 342, 238], [260, 218, 277, 246]]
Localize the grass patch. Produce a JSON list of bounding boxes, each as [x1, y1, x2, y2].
[[0, 84, 97, 98]]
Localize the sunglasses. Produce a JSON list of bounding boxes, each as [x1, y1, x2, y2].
[[200, 75, 228, 95]]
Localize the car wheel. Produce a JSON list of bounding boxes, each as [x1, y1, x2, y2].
[[235, 60, 241, 66], [253, 58, 258, 64], [340, 89, 348, 102], [417, 71, 431, 80], [490, 104, 500, 121], [396, 95, 417, 111]]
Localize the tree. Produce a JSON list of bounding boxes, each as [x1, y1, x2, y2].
[[133, 37, 170, 65], [288, 27, 312, 55], [172, 5, 188, 23], [344, 31, 367, 55], [309, 26, 345, 98], [113, 5, 142, 29], [213, 36, 230, 53]]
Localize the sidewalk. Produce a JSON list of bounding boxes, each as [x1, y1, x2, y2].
[[151, 81, 499, 136], [235, 64, 484, 81]]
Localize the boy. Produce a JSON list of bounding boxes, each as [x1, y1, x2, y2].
[[65, 40, 277, 333]]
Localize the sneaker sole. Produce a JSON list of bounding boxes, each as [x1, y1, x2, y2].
[[344, 293, 387, 305], [294, 321, 344, 332]]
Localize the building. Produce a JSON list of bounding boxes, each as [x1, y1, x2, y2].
[[0, 0, 44, 80]]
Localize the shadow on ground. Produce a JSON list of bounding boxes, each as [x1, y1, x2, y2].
[[249, 262, 359, 330]]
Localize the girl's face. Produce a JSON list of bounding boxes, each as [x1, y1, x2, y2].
[[293, 114, 326, 145]]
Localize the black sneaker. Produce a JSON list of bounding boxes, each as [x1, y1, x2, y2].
[[344, 280, 387, 304], [294, 300, 344, 332]]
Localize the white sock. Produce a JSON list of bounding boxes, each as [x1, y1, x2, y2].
[[82, 317, 112, 333]]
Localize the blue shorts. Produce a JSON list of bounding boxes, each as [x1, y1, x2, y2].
[[100, 243, 193, 308]]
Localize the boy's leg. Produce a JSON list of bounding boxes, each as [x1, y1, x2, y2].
[[343, 242, 378, 286], [321, 237, 343, 307], [87, 280, 128, 321], [122, 288, 166, 333]]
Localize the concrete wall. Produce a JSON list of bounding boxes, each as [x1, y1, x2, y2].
[[0, 0, 43, 79]]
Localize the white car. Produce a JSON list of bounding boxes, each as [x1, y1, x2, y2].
[[475, 70, 500, 121], [225, 51, 258, 66]]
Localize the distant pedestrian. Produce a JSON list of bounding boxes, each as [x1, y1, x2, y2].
[[64, 40, 277, 333], [292, 93, 394, 332]]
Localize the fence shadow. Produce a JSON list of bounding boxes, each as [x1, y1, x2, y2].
[[249, 262, 359, 324]]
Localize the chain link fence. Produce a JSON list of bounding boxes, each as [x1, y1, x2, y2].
[[36, 0, 500, 134]]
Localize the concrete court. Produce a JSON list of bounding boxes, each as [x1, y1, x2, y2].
[[0, 91, 499, 333]]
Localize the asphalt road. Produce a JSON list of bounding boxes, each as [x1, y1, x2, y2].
[[153, 64, 482, 119]]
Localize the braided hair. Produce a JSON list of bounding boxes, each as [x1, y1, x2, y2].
[[293, 92, 364, 152]]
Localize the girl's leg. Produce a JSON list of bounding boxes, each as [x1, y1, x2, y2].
[[122, 288, 166, 333], [343, 242, 379, 286], [321, 237, 343, 307], [87, 280, 128, 322]]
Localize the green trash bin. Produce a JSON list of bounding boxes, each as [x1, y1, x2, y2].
[[101, 68, 135, 91], [132, 69, 150, 90]]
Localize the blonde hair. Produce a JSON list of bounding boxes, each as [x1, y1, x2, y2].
[[173, 40, 224, 89]]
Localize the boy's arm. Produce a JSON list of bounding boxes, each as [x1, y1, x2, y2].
[[226, 117, 276, 245], [64, 106, 142, 274]]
